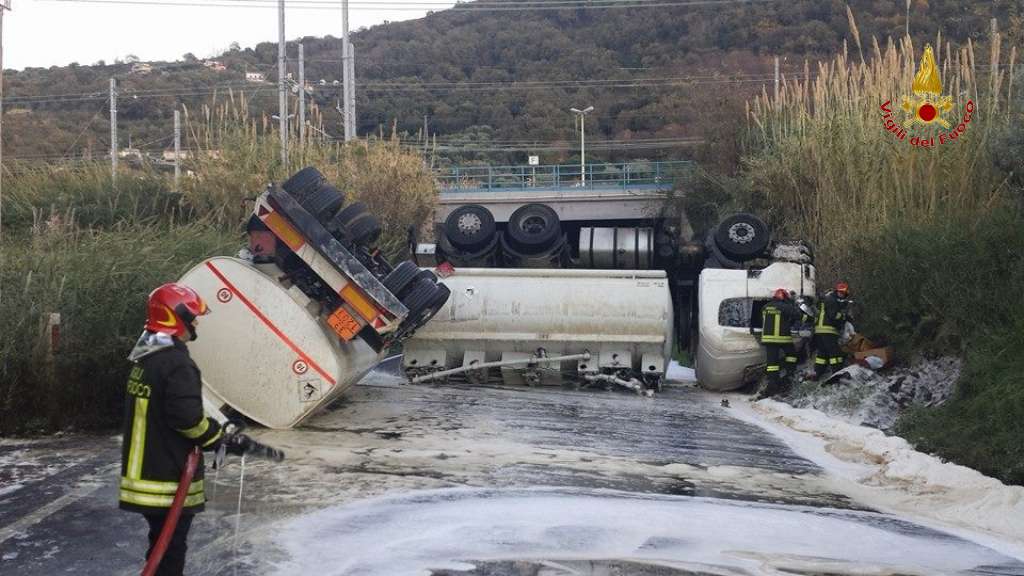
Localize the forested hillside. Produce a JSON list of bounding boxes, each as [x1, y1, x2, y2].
[[4, 0, 1021, 163]]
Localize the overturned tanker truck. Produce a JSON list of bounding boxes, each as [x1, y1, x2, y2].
[[407, 178, 816, 393], [184, 167, 814, 429]]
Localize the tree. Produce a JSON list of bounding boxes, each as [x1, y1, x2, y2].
[[229, 41, 241, 52], [125, 54, 140, 64], [182, 53, 198, 63]]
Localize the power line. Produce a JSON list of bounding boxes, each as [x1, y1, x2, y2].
[[47, 0, 779, 12]]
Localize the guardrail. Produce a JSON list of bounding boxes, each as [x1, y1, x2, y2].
[[437, 161, 694, 192]]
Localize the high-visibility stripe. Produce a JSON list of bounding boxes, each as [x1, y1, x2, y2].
[[178, 417, 209, 439], [121, 477, 204, 495], [785, 356, 798, 363], [815, 302, 839, 335], [761, 336, 792, 343], [127, 397, 149, 480], [774, 312, 781, 340], [814, 357, 828, 365], [830, 357, 844, 365], [119, 490, 205, 509], [765, 365, 781, 372], [201, 428, 223, 448]]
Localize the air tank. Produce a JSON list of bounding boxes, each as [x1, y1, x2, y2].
[[403, 268, 674, 386]]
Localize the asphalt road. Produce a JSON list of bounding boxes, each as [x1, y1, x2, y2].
[[1, 365, 1021, 575]]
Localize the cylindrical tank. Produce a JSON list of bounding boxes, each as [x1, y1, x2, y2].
[[578, 227, 653, 269], [404, 268, 673, 377], [179, 256, 383, 429]]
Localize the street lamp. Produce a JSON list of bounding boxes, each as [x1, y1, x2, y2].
[[569, 106, 594, 186]]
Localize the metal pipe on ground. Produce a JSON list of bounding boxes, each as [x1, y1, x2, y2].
[[410, 351, 592, 384]]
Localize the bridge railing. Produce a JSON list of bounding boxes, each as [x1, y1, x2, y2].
[[436, 160, 694, 192]]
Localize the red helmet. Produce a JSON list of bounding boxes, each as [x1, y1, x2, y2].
[[835, 281, 850, 298], [145, 283, 210, 339], [772, 288, 789, 300]]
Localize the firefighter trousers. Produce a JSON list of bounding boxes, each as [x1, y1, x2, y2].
[[143, 512, 195, 576], [764, 342, 798, 395], [813, 333, 844, 377]]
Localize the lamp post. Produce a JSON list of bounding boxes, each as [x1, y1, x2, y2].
[[569, 106, 594, 186]]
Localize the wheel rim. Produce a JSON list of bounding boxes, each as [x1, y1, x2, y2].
[[457, 213, 482, 235], [728, 222, 756, 244], [521, 215, 548, 236]]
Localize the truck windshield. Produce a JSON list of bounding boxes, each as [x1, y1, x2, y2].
[[718, 297, 769, 329]]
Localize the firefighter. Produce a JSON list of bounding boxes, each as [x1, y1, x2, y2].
[[756, 288, 802, 399], [813, 281, 851, 379], [120, 283, 250, 576]]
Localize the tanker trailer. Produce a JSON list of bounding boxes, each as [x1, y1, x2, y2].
[[402, 268, 674, 393], [179, 167, 450, 429]]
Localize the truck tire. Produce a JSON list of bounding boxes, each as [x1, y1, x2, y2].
[[402, 278, 447, 329], [507, 203, 561, 254], [301, 183, 346, 223], [282, 166, 325, 202], [444, 205, 496, 253], [383, 261, 419, 297], [346, 212, 382, 246], [714, 213, 770, 261]]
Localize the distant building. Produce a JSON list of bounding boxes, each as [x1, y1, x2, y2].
[[246, 72, 266, 83], [203, 60, 227, 72], [119, 147, 143, 159], [130, 63, 153, 75]]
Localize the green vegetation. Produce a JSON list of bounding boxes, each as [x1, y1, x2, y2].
[[736, 18, 1024, 483], [0, 110, 437, 434]]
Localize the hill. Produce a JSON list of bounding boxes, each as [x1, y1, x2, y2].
[[4, 0, 1021, 164]]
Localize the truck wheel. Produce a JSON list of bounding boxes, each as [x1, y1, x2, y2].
[[445, 205, 496, 252], [507, 203, 561, 254], [301, 183, 345, 223], [282, 166, 325, 202], [346, 212, 382, 246], [384, 261, 419, 297], [402, 278, 447, 329], [714, 213, 770, 261]]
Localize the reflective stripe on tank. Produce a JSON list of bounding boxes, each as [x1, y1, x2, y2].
[[127, 397, 149, 480]]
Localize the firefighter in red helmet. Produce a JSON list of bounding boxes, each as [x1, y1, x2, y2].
[[813, 281, 852, 379], [756, 288, 802, 399], [121, 283, 250, 576]]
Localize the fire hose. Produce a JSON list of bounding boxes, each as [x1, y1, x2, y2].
[[140, 434, 285, 576], [141, 447, 200, 576]]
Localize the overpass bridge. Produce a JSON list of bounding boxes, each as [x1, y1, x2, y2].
[[435, 161, 694, 223]]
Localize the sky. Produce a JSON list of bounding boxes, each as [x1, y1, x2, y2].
[[4, 1, 442, 70]]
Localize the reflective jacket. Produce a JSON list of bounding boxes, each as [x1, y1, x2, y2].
[[814, 291, 848, 335], [761, 300, 802, 344], [120, 334, 223, 514]]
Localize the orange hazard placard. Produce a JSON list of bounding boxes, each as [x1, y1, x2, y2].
[[327, 306, 362, 341]]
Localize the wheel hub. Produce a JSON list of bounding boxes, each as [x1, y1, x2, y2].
[[728, 223, 756, 244], [521, 215, 547, 235], [457, 213, 482, 235]]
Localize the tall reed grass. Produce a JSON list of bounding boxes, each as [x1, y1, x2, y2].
[[746, 21, 1018, 281]]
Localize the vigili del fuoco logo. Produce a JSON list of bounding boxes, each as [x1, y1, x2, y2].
[[880, 44, 975, 148]]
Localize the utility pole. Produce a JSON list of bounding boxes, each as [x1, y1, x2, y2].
[[278, 0, 288, 166], [110, 78, 118, 186], [298, 43, 305, 144], [774, 56, 780, 102], [570, 106, 593, 186], [341, 0, 353, 141], [0, 1, 11, 246], [174, 109, 181, 191]]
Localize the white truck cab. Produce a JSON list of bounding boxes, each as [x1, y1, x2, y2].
[[696, 260, 816, 391]]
